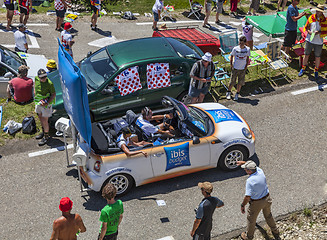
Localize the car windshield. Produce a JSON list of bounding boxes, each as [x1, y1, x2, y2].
[[79, 48, 118, 89], [0, 47, 25, 71], [166, 38, 202, 60]]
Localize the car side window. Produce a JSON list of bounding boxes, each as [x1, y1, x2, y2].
[[0, 65, 11, 77], [170, 63, 185, 78]]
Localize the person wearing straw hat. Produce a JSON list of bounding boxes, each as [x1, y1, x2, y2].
[[191, 181, 224, 240], [237, 160, 280, 240], [50, 197, 86, 240], [298, 4, 327, 80], [189, 52, 215, 104]]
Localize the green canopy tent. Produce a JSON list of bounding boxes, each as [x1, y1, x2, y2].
[[246, 10, 307, 38]]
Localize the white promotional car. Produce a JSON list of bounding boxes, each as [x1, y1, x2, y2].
[[73, 96, 255, 196]]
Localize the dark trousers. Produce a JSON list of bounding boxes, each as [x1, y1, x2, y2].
[[98, 231, 118, 240]]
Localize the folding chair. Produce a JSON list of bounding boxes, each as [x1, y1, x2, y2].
[[187, 0, 203, 20], [261, 41, 290, 84], [161, 5, 175, 21], [209, 61, 230, 102], [218, 31, 239, 65]]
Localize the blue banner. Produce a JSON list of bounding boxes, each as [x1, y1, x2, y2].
[[206, 109, 242, 123], [57, 39, 92, 152], [164, 142, 191, 171]]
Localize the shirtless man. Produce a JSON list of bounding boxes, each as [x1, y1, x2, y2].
[[50, 197, 86, 240]]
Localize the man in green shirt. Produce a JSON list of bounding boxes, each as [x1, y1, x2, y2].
[[98, 183, 124, 240], [34, 69, 56, 146]]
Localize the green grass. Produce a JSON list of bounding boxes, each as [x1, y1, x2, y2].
[[0, 99, 41, 145]]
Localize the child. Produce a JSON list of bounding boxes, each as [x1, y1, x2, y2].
[[242, 18, 254, 50]]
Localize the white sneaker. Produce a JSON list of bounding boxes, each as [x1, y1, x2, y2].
[[226, 92, 231, 100], [234, 93, 239, 101], [247, 11, 252, 15]]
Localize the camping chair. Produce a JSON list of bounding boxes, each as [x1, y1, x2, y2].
[[219, 31, 239, 64], [161, 5, 175, 21], [187, 0, 203, 20], [260, 41, 290, 84], [209, 61, 229, 102]]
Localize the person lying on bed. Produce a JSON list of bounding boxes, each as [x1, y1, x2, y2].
[[117, 126, 149, 157]]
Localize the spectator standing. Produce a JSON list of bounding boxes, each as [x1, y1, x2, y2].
[[230, 0, 238, 16], [191, 182, 224, 240], [34, 69, 56, 146], [226, 36, 250, 101], [242, 18, 254, 50], [152, 0, 164, 31], [237, 161, 280, 240], [215, 0, 224, 24], [98, 183, 124, 240], [14, 24, 28, 53], [247, 0, 259, 16], [189, 52, 215, 104], [46, 59, 58, 73], [203, 0, 212, 28], [282, 0, 306, 54], [19, 0, 32, 26], [55, 0, 68, 31], [298, 5, 327, 80], [90, 0, 101, 31], [50, 197, 86, 240], [61, 22, 74, 58], [277, 0, 287, 12], [4, 0, 14, 31], [6, 65, 33, 104]]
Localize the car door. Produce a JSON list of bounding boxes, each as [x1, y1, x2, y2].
[[150, 138, 211, 177], [94, 67, 144, 121], [139, 60, 189, 108]]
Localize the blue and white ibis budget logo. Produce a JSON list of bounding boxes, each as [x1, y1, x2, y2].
[[164, 142, 191, 171], [206, 109, 242, 123]]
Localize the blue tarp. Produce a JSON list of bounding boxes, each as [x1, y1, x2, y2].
[[57, 39, 92, 152]]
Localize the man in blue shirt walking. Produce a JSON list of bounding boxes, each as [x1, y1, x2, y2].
[[282, 0, 306, 55], [237, 161, 280, 240]]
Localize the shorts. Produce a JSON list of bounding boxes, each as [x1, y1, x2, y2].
[[189, 85, 209, 98], [250, 0, 260, 11], [56, 9, 66, 18], [205, 2, 212, 12], [5, 3, 14, 10], [230, 68, 246, 86], [91, 5, 99, 14], [98, 231, 118, 240], [217, 2, 223, 13], [153, 11, 159, 22], [35, 104, 53, 118], [19, 6, 29, 15], [304, 41, 323, 57], [283, 30, 297, 47]]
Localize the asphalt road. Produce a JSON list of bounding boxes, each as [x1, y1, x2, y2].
[[1, 81, 327, 240], [1, 13, 327, 240]]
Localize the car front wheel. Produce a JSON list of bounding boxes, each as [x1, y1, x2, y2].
[[103, 173, 134, 196], [218, 145, 248, 171]]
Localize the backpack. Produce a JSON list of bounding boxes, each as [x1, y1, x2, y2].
[[22, 116, 37, 134], [122, 11, 136, 20], [113, 119, 129, 135]]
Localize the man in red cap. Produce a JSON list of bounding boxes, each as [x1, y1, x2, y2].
[[50, 197, 86, 240], [61, 22, 75, 58]]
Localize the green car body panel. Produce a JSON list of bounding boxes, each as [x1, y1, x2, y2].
[[50, 37, 203, 122]]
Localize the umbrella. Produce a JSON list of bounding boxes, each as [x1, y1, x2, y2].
[[246, 10, 306, 38]]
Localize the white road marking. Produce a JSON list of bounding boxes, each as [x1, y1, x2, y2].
[[136, 20, 203, 25], [229, 21, 242, 26], [5, 23, 49, 26], [291, 84, 327, 95], [88, 36, 122, 47], [28, 144, 73, 157], [157, 237, 175, 240], [1, 29, 40, 48]]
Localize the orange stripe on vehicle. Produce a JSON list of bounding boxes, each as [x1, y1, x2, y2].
[[79, 166, 93, 185], [140, 166, 213, 185]]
